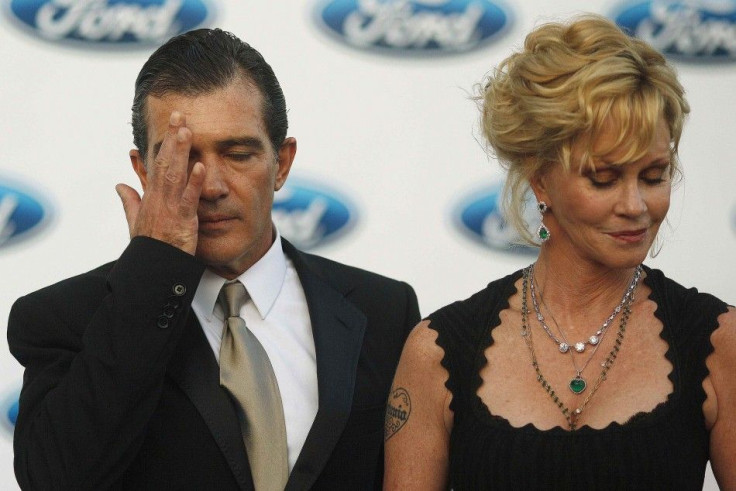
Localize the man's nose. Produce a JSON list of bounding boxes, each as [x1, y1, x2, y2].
[[198, 158, 228, 201]]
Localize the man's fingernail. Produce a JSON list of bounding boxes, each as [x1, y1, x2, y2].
[[170, 111, 181, 126]]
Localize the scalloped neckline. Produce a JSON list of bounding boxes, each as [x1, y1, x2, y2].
[[469, 266, 678, 435]]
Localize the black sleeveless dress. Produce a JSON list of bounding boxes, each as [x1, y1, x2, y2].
[[427, 266, 729, 490]]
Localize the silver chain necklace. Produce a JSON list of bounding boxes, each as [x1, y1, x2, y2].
[[529, 264, 642, 354], [533, 275, 605, 394], [529, 264, 643, 395]]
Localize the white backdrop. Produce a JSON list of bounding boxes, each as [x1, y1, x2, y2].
[[2, 0, 735, 488]]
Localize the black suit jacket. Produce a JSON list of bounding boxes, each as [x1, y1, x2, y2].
[[8, 236, 420, 490]]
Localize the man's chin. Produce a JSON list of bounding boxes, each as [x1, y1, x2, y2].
[[195, 245, 254, 279], [195, 243, 230, 265]]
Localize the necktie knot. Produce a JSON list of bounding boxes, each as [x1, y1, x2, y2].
[[219, 281, 247, 319]]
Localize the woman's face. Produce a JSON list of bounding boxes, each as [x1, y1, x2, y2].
[[534, 118, 673, 269]]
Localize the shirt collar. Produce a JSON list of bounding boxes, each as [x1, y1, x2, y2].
[[192, 229, 288, 321]]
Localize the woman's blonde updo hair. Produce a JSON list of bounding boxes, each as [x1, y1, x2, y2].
[[479, 14, 689, 245]]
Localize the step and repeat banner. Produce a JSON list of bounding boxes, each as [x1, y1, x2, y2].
[[2, 0, 735, 488]]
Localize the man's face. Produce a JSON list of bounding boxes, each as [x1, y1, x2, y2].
[[130, 76, 295, 278]]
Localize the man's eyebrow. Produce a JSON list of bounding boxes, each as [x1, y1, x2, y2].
[[215, 137, 265, 152]]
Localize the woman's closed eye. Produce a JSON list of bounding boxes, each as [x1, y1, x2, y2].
[[640, 165, 670, 185], [588, 169, 618, 188]]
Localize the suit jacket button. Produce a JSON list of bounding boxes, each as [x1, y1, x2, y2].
[[172, 284, 186, 296], [157, 316, 170, 329]]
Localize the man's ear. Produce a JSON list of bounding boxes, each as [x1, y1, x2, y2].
[[274, 137, 297, 191], [129, 149, 148, 191]]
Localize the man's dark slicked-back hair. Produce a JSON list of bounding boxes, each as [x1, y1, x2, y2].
[[131, 28, 288, 160]]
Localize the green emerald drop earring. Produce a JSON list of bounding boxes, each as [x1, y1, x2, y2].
[[537, 201, 550, 242]]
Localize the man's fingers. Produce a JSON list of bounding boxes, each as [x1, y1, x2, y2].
[[180, 162, 206, 217], [121, 110, 200, 254], [115, 184, 141, 238], [151, 112, 191, 192]]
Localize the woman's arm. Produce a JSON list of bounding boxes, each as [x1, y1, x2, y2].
[[705, 306, 736, 489], [384, 320, 453, 490]]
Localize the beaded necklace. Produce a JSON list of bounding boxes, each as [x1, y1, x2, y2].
[[529, 264, 642, 394], [520, 266, 637, 430]]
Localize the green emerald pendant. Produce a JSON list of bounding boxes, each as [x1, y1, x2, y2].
[[537, 224, 550, 242], [569, 377, 587, 394]]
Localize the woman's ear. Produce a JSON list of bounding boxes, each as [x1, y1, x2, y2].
[[529, 164, 551, 206]]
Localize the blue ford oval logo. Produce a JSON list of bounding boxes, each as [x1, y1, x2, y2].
[[7, 0, 213, 46], [0, 177, 54, 250], [315, 0, 512, 55], [273, 177, 358, 250], [613, 0, 736, 62], [453, 183, 537, 255], [0, 389, 20, 437]]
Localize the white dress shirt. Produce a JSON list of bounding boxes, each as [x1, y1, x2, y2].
[[191, 230, 318, 473]]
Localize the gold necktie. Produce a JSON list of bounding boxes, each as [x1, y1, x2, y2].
[[218, 281, 288, 490]]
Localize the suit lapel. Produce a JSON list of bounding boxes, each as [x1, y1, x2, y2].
[[283, 242, 367, 491], [167, 314, 254, 491], [165, 240, 367, 491]]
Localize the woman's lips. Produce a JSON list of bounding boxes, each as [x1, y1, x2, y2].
[[608, 228, 647, 243]]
